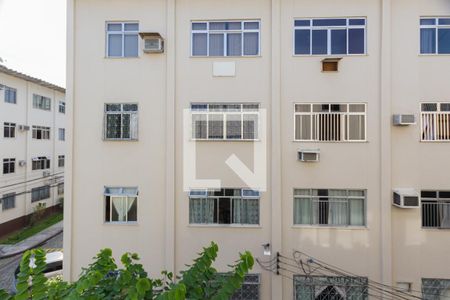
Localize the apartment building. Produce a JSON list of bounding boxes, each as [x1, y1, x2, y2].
[[0, 65, 66, 237], [66, 0, 450, 298]]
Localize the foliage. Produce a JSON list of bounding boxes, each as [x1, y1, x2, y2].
[[29, 203, 47, 226], [0, 242, 254, 300]]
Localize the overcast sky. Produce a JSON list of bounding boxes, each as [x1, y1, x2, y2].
[[0, 0, 66, 87]]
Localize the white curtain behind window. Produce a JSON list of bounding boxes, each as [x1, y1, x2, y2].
[[112, 197, 127, 222]]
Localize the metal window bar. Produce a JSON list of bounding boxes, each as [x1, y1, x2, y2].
[[422, 201, 450, 228]]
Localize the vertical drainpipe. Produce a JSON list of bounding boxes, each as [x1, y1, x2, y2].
[[24, 81, 29, 220], [380, 0, 393, 291], [165, 0, 176, 274], [271, 0, 283, 297]]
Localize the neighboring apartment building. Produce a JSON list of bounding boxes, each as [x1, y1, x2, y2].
[[0, 65, 65, 237], [66, 0, 450, 299]]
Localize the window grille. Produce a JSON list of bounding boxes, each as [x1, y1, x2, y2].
[[421, 190, 450, 228], [421, 102, 450, 141], [104, 103, 138, 140], [294, 275, 368, 300], [216, 273, 260, 300], [422, 278, 450, 300]]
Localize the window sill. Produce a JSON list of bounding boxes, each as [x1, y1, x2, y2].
[[188, 224, 261, 229], [418, 54, 450, 57], [103, 222, 139, 226], [103, 139, 139, 142], [189, 55, 261, 59], [292, 140, 368, 143], [104, 56, 141, 59], [191, 139, 260, 142], [420, 140, 450, 143], [292, 54, 368, 58], [292, 225, 368, 230]]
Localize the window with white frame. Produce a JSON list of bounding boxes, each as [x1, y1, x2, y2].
[[294, 103, 366, 142], [31, 186, 50, 202], [191, 21, 260, 56], [32, 126, 50, 140], [3, 158, 15, 174], [294, 18, 366, 55], [104, 187, 138, 223], [2, 193, 16, 211], [4, 86, 17, 104], [57, 183, 64, 196], [33, 94, 51, 111], [421, 190, 450, 229], [59, 101, 66, 114], [58, 128, 65, 141], [422, 278, 450, 300], [106, 22, 139, 57], [58, 155, 65, 168], [3, 122, 16, 138], [217, 273, 260, 300], [420, 17, 450, 54], [294, 275, 369, 300], [293, 189, 366, 226], [104, 103, 138, 140], [189, 188, 260, 225], [421, 102, 450, 141], [32, 156, 50, 170], [191, 103, 259, 140]]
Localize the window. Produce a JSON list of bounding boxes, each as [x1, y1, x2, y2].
[[189, 188, 260, 225], [2, 193, 16, 211], [58, 128, 65, 141], [421, 102, 450, 141], [294, 103, 366, 142], [106, 22, 139, 57], [57, 183, 64, 196], [32, 157, 50, 170], [217, 274, 260, 300], [294, 189, 366, 226], [32, 126, 51, 140], [422, 279, 450, 300], [4, 86, 17, 104], [420, 18, 450, 54], [3, 158, 15, 174], [3, 122, 16, 138], [294, 276, 368, 300], [104, 103, 138, 140], [421, 190, 450, 228], [104, 187, 138, 223], [191, 103, 259, 140], [31, 186, 50, 202], [191, 21, 260, 56], [33, 94, 51, 111], [59, 101, 66, 114], [294, 18, 366, 55], [58, 155, 65, 168]]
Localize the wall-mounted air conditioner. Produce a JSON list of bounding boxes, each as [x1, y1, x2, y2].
[[18, 125, 30, 131], [18, 160, 26, 167], [298, 149, 320, 162], [140, 32, 164, 53], [393, 114, 416, 126], [393, 189, 420, 208]]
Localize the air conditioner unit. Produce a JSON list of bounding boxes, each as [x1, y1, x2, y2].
[[140, 32, 164, 53], [18, 125, 30, 131], [393, 189, 420, 208], [42, 171, 51, 177], [18, 160, 26, 167], [298, 149, 320, 162], [393, 114, 416, 126]]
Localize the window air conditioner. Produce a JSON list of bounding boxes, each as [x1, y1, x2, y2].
[[298, 149, 320, 162], [393, 189, 420, 208], [18, 125, 30, 131], [18, 160, 26, 167], [140, 32, 164, 53], [393, 114, 416, 126], [43, 171, 51, 177]]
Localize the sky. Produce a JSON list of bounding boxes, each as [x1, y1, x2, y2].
[[0, 0, 66, 87]]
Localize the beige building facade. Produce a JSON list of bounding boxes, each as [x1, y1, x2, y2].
[[66, 0, 450, 298], [0, 65, 66, 237]]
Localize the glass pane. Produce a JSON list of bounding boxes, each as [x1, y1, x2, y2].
[[124, 34, 138, 57], [294, 20, 310, 27], [209, 33, 224, 56], [192, 33, 207, 56], [227, 33, 242, 56], [295, 29, 310, 55], [312, 30, 327, 55], [123, 104, 138, 111], [127, 197, 137, 221], [348, 115, 365, 140], [243, 114, 258, 139], [244, 22, 259, 30], [208, 114, 224, 139], [438, 28, 450, 54], [349, 199, 365, 226], [438, 18, 450, 25], [348, 28, 365, 54], [210, 22, 226, 30], [226, 114, 242, 139], [294, 198, 312, 225], [331, 29, 347, 54], [192, 22, 207, 30], [218, 198, 231, 224], [227, 22, 241, 30], [124, 23, 138, 31], [106, 114, 122, 138], [349, 19, 365, 26], [107, 23, 122, 31], [421, 103, 437, 111], [112, 197, 127, 222], [106, 104, 121, 111], [122, 114, 131, 139], [420, 28, 436, 54], [295, 115, 311, 140], [313, 19, 346, 26], [420, 18, 436, 25], [192, 114, 207, 139], [295, 104, 311, 112], [349, 104, 366, 112], [243, 32, 259, 55], [108, 34, 122, 57]]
